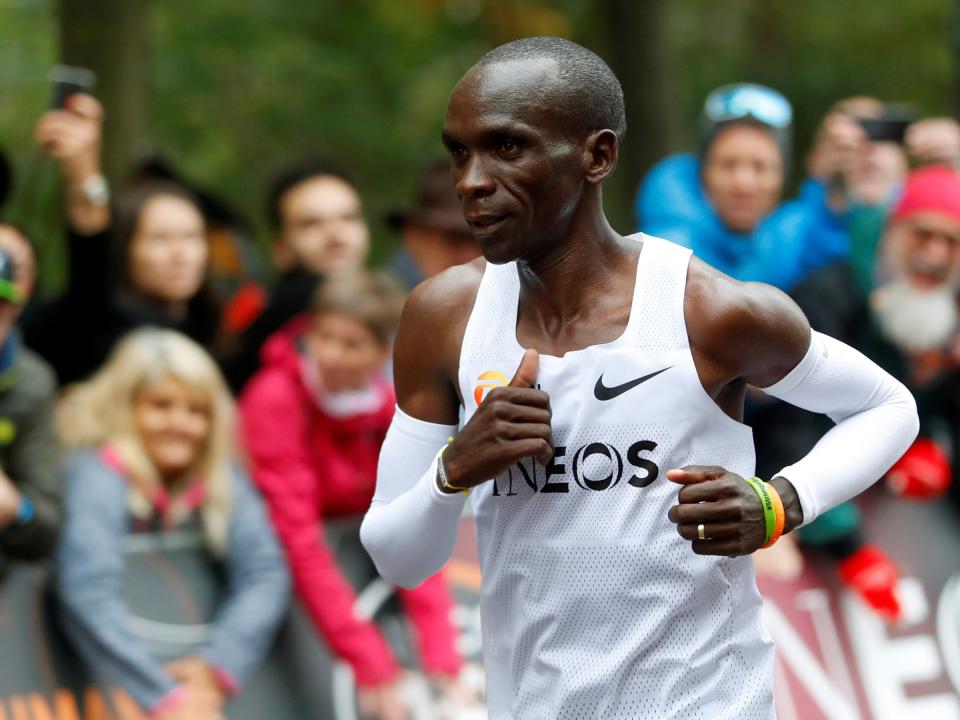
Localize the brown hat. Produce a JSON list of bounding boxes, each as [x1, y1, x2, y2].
[[387, 160, 471, 237]]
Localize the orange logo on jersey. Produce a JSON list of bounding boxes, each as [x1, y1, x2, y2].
[[473, 371, 509, 406]]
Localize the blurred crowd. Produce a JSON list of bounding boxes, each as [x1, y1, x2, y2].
[[0, 75, 959, 718]]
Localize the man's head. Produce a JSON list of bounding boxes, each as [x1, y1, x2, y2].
[[699, 84, 791, 234], [387, 160, 479, 279], [873, 166, 960, 351], [835, 97, 909, 206], [267, 159, 370, 275], [442, 37, 625, 264], [0, 224, 36, 346]]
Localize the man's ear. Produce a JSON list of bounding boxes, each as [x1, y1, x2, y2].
[[583, 129, 619, 185]]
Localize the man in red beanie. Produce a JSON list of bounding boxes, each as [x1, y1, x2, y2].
[[872, 166, 960, 355], [768, 165, 960, 622]]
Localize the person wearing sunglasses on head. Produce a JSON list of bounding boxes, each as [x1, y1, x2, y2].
[[636, 84, 849, 292]]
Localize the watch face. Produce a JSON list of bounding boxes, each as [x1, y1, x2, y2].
[[82, 174, 110, 205]]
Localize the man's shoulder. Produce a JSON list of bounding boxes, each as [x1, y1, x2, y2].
[[403, 258, 485, 326], [684, 256, 810, 382], [5, 346, 57, 403]]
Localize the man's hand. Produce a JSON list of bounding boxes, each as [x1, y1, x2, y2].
[[357, 679, 410, 720], [666, 465, 768, 557], [441, 348, 553, 491], [166, 657, 226, 709], [0, 470, 22, 530]]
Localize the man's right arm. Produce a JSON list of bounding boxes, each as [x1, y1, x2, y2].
[[361, 261, 554, 587], [360, 264, 481, 588]]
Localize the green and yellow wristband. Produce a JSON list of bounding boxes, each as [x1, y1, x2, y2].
[[744, 476, 785, 548]]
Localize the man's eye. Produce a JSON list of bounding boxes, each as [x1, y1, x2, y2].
[[449, 144, 467, 159], [499, 140, 519, 155]]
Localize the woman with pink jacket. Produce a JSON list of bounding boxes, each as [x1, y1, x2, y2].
[[240, 271, 462, 720]]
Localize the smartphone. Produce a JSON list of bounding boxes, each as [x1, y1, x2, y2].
[[49, 65, 97, 109], [857, 105, 917, 143]]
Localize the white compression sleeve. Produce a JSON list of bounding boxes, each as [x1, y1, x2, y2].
[[760, 331, 919, 527], [360, 407, 466, 589]]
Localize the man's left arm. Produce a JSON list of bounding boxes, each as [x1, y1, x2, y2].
[[0, 369, 63, 560], [673, 270, 918, 555]]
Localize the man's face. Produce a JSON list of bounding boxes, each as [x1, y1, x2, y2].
[[886, 212, 960, 290], [873, 212, 960, 352], [442, 59, 588, 264], [702, 124, 784, 234], [277, 176, 370, 274]]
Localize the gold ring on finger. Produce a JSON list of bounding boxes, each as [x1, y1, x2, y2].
[[697, 523, 706, 540]]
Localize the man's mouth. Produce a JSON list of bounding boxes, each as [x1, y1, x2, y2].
[[465, 213, 508, 235]]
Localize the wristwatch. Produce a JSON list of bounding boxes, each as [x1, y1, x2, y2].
[[79, 174, 110, 206]]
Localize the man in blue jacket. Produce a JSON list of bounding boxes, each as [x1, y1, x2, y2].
[[636, 83, 849, 291]]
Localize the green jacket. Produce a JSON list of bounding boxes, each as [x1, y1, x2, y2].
[[0, 345, 62, 560]]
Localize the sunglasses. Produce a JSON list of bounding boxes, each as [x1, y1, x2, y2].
[[704, 84, 793, 129]]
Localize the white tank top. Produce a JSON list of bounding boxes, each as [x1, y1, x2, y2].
[[457, 234, 775, 720]]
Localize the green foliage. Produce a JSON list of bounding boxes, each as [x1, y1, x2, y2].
[[667, 0, 954, 175], [0, 0, 956, 286]]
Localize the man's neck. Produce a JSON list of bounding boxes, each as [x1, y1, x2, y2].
[[517, 208, 631, 326], [510, 202, 643, 355]]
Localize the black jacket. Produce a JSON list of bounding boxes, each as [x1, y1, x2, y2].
[[23, 226, 219, 386]]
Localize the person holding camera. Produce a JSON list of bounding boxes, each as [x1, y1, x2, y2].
[[635, 83, 850, 292], [26, 94, 221, 385]]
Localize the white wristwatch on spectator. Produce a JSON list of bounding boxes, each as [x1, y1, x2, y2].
[[79, 173, 110, 206]]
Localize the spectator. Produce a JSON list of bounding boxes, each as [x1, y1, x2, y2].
[[806, 97, 911, 296], [759, 166, 960, 620], [0, 225, 61, 561], [636, 83, 849, 291], [226, 158, 370, 391], [240, 271, 462, 720], [25, 95, 220, 385], [807, 98, 960, 296], [55, 329, 290, 719], [129, 155, 267, 342], [385, 159, 479, 289]]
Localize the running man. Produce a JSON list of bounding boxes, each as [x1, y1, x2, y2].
[[361, 37, 918, 720]]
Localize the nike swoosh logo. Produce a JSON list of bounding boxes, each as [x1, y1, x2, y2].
[[594, 366, 673, 401]]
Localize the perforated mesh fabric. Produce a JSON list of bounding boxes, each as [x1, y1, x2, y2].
[[458, 235, 774, 720]]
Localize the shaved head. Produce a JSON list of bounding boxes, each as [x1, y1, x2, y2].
[[474, 36, 626, 142]]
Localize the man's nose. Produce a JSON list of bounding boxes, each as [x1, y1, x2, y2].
[[730, 164, 757, 191], [923, 235, 953, 265], [456, 155, 496, 199]]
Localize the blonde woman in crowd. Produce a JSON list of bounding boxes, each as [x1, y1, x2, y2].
[[55, 329, 289, 720]]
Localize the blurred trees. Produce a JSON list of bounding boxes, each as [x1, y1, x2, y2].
[[0, 0, 956, 289], [59, 0, 149, 183]]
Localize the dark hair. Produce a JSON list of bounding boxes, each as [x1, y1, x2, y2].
[[266, 158, 354, 232], [476, 36, 626, 142], [310, 270, 405, 346], [112, 180, 205, 291]]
